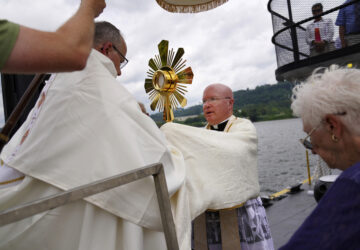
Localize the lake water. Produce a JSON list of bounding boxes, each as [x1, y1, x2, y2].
[[254, 118, 319, 196]]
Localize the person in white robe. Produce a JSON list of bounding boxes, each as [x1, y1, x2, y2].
[[178, 83, 274, 250], [0, 21, 185, 250], [0, 22, 260, 250]]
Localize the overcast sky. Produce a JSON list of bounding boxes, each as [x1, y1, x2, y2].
[[1, 0, 278, 114]]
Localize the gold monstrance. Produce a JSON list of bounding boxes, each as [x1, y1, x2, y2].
[[144, 40, 194, 122]]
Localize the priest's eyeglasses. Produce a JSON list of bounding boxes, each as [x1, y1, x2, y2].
[[112, 45, 129, 69], [202, 97, 231, 105]]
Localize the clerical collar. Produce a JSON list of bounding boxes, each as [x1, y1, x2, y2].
[[210, 119, 229, 131]]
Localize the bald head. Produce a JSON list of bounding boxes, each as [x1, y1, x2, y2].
[[203, 84, 233, 99], [202, 83, 234, 125]]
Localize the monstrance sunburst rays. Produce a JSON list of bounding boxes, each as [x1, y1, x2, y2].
[[144, 40, 194, 122]]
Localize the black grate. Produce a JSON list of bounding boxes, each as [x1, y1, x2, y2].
[[268, 0, 360, 68]]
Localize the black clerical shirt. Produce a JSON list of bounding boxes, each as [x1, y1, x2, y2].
[[210, 120, 229, 132]]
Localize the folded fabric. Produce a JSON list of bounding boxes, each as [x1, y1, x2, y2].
[[161, 121, 260, 249]]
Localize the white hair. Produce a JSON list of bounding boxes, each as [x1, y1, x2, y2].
[[291, 65, 360, 135]]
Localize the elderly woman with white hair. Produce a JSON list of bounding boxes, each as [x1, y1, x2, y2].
[[280, 65, 360, 250]]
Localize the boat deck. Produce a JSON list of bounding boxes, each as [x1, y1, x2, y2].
[[265, 184, 317, 249]]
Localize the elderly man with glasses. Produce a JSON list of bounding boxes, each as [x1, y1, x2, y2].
[[191, 83, 274, 250], [0, 21, 186, 250], [93, 21, 128, 76], [305, 3, 335, 57]]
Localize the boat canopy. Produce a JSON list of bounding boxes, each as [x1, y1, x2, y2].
[[268, 0, 360, 81]]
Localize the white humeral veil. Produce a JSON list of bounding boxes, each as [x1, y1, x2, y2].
[[0, 50, 259, 250], [161, 117, 260, 249], [0, 50, 185, 250]]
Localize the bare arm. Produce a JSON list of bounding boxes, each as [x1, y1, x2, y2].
[[2, 0, 106, 73], [339, 26, 346, 48], [325, 19, 334, 43]]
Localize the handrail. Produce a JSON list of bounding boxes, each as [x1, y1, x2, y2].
[[267, 0, 306, 32], [267, 0, 308, 59], [0, 163, 179, 250]]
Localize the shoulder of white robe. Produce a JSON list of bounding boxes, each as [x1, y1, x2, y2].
[[226, 116, 257, 135], [224, 115, 237, 132]]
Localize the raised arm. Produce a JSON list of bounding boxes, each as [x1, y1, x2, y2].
[[2, 0, 106, 73], [339, 26, 346, 48]]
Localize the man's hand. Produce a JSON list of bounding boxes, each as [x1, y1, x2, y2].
[[341, 39, 347, 48], [82, 0, 106, 18], [339, 26, 347, 48], [314, 40, 326, 52]]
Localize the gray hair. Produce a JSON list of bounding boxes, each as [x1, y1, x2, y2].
[[94, 21, 124, 47], [291, 65, 360, 135]]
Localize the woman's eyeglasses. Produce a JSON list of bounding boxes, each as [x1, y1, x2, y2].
[[299, 112, 346, 150], [299, 123, 321, 150]]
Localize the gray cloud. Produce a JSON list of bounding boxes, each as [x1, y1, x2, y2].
[[1, 0, 278, 113]]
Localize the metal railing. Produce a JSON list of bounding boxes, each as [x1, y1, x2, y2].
[[268, 0, 360, 65], [0, 163, 179, 250]]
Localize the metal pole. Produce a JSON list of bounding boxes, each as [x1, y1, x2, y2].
[[306, 150, 311, 185], [287, 0, 300, 62], [0, 163, 160, 226], [0, 163, 180, 249], [153, 164, 180, 250]]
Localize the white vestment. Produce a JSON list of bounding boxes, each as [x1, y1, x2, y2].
[[0, 50, 185, 250], [0, 50, 259, 250], [162, 117, 260, 249]]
